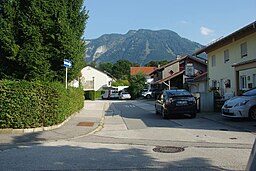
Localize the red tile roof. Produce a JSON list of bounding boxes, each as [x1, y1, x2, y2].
[[194, 72, 207, 82], [130, 67, 157, 76]]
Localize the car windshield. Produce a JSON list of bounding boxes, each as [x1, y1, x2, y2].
[[167, 90, 192, 97], [242, 89, 256, 96], [122, 92, 129, 94]]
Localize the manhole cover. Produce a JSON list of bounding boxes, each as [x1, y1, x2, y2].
[[153, 146, 185, 153], [77, 122, 94, 127]]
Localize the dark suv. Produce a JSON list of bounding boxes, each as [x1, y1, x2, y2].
[[155, 89, 197, 119]]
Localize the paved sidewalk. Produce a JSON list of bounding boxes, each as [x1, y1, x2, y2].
[[0, 101, 109, 146]]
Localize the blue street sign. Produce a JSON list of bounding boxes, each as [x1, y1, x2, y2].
[[64, 59, 72, 68]]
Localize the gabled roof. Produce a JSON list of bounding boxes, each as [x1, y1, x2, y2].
[[150, 55, 207, 75], [130, 67, 156, 76], [193, 21, 256, 55], [81, 65, 116, 79], [154, 70, 185, 84]]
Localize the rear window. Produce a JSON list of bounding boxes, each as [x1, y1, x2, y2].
[[166, 90, 192, 97], [112, 90, 118, 94]]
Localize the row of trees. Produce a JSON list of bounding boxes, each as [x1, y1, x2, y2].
[[0, 0, 88, 82], [93, 59, 169, 81]]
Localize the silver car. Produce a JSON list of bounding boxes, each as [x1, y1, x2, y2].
[[119, 92, 131, 100], [222, 88, 256, 120]]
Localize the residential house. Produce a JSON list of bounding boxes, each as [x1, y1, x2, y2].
[[130, 66, 156, 88], [194, 21, 256, 97], [79, 66, 114, 91], [150, 55, 207, 92]]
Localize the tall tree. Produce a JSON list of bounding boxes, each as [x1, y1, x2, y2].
[[112, 60, 133, 79], [144, 60, 169, 67], [0, 0, 89, 82], [98, 62, 113, 75]]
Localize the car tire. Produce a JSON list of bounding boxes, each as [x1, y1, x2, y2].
[[161, 108, 168, 119], [146, 94, 151, 99], [249, 106, 256, 121], [190, 113, 197, 118]]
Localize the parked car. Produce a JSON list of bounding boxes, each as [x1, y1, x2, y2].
[[141, 89, 153, 99], [119, 92, 131, 100], [221, 88, 256, 120], [101, 90, 119, 99], [155, 89, 197, 119]]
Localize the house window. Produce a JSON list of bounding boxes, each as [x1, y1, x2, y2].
[[169, 70, 174, 75], [240, 42, 247, 58], [224, 49, 229, 63], [212, 80, 217, 89], [240, 75, 247, 90], [212, 55, 216, 67]]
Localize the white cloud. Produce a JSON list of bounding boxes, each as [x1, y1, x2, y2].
[[200, 26, 214, 36]]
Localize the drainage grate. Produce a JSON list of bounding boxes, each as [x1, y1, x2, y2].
[[153, 146, 185, 153], [77, 122, 94, 127], [229, 137, 237, 140]]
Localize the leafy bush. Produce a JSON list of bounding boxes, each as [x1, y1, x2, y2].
[[112, 79, 130, 87], [0, 80, 84, 129], [84, 90, 103, 100]]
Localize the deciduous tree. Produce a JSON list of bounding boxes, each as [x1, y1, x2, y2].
[[0, 0, 88, 82]]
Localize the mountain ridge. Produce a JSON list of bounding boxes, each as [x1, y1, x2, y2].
[[85, 29, 204, 65]]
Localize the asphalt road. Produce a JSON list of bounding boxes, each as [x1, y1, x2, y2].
[[0, 99, 255, 171]]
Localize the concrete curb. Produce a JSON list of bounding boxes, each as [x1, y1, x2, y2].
[[70, 102, 108, 139], [0, 109, 81, 134]]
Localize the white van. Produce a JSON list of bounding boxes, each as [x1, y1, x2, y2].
[[101, 90, 119, 99]]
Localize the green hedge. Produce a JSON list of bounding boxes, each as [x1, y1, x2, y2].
[[84, 90, 103, 100], [0, 80, 84, 129]]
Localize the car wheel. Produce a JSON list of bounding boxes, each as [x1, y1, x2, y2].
[[190, 113, 196, 118], [146, 94, 151, 99], [249, 106, 256, 121], [161, 108, 168, 119]]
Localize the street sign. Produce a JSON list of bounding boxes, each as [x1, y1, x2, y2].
[[64, 59, 72, 68], [64, 59, 72, 90]]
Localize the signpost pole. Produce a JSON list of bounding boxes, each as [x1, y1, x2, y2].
[[66, 67, 68, 90], [64, 59, 72, 90]]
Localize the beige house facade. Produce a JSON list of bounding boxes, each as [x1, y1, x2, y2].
[[194, 21, 256, 97], [80, 66, 113, 91]]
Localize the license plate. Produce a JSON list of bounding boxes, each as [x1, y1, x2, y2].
[[176, 101, 188, 106], [223, 108, 229, 113]]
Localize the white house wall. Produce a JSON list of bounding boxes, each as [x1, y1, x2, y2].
[[208, 32, 256, 95], [163, 62, 179, 78], [81, 66, 113, 91]]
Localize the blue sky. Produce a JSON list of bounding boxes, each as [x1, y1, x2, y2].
[[83, 0, 255, 45]]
